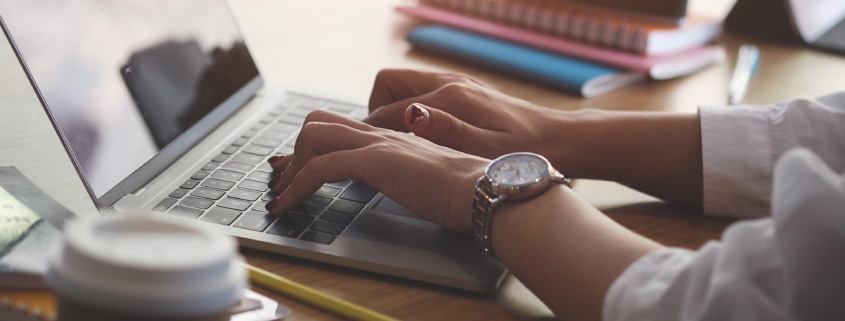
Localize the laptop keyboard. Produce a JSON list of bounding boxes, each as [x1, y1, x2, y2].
[[151, 94, 378, 245]]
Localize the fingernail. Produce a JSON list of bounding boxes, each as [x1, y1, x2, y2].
[[409, 103, 430, 126], [268, 176, 280, 189], [269, 156, 282, 163], [265, 198, 279, 211]]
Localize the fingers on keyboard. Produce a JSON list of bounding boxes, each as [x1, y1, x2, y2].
[[157, 96, 372, 246]]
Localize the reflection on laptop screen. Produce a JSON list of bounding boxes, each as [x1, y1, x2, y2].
[[0, 0, 259, 197]]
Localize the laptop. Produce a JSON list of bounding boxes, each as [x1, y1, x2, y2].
[[0, 0, 506, 292]]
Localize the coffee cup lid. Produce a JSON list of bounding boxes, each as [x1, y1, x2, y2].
[[46, 215, 246, 316]]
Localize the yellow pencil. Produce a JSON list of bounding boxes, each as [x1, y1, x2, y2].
[[241, 263, 400, 321]]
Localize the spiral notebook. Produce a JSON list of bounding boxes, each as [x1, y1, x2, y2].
[[417, 0, 722, 56]]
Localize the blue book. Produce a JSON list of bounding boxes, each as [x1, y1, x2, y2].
[[407, 25, 645, 97]]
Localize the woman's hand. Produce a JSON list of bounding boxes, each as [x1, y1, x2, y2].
[[265, 110, 489, 233], [363, 69, 565, 161]]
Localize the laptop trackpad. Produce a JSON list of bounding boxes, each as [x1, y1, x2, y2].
[[372, 196, 425, 221]]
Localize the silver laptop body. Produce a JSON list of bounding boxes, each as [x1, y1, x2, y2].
[[0, 0, 506, 292]]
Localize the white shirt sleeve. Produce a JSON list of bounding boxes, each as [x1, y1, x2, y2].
[[603, 149, 845, 321], [699, 92, 845, 218]]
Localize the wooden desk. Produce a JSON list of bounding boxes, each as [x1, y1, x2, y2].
[[1, 1, 844, 320]]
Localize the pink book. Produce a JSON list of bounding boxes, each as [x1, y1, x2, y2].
[[396, 5, 726, 80]]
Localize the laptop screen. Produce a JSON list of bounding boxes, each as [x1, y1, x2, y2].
[[0, 0, 259, 199]]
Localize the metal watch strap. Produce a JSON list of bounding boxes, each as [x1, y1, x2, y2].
[[472, 176, 502, 260]]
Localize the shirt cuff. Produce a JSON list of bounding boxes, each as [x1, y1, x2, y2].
[[603, 248, 697, 321], [699, 105, 773, 218]]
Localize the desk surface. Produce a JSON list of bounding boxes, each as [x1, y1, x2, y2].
[[1, 1, 844, 320]]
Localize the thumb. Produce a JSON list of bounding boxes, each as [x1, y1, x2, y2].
[[404, 103, 490, 154]]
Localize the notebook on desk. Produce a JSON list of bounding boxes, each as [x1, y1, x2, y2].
[[397, 5, 726, 80], [408, 25, 645, 97], [417, 0, 722, 56], [0, 0, 507, 293]]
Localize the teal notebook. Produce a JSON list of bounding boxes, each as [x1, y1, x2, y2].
[[407, 25, 645, 97]]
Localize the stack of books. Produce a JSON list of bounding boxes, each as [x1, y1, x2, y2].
[[397, 0, 727, 97]]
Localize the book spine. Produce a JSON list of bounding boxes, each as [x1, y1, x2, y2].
[[417, 0, 652, 54]]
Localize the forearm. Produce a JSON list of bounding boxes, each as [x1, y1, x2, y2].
[[540, 109, 703, 207], [493, 185, 662, 320]]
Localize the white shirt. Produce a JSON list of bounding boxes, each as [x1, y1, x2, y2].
[[603, 92, 845, 321]]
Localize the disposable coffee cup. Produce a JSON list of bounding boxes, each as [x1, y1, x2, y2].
[[45, 215, 246, 321]]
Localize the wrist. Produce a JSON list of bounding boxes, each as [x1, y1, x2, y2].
[[489, 184, 572, 259], [537, 109, 599, 178], [456, 157, 490, 234]]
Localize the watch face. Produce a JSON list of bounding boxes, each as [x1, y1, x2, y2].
[[486, 153, 549, 188]]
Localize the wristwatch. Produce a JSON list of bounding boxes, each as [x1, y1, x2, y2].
[[472, 152, 571, 260]]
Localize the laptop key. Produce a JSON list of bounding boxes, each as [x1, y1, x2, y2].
[[152, 198, 178, 212], [201, 162, 219, 171], [296, 98, 323, 110], [300, 231, 335, 245], [239, 179, 268, 192], [201, 207, 242, 226], [243, 145, 273, 156], [257, 162, 273, 172], [328, 199, 365, 215], [260, 131, 289, 141], [235, 211, 275, 232], [222, 145, 240, 155], [231, 137, 249, 146], [280, 117, 306, 126], [319, 211, 354, 225], [267, 123, 299, 134], [310, 221, 345, 235], [315, 186, 341, 197], [247, 171, 275, 183], [212, 169, 246, 181], [303, 195, 332, 206], [251, 123, 266, 131], [202, 178, 236, 191], [180, 197, 214, 209], [268, 108, 283, 117], [221, 161, 254, 173], [266, 212, 313, 238], [217, 198, 252, 211], [252, 138, 282, 148], [211, 153, 229, 163], [252, 201, 269, 212], [262, 192, 279, 201], [326, 103, 355, 114], [285, 139, 296, 147], [288, 108, 310, 118], [276, 146, 294, 155], [291, 203, 323, 216], [191, 170, 211, 180], [228, 189, 261, 201], [168, 188, 190, 199], [259, 115, 275, 124], [169, 205, 204, 219], [233, 153, 264, 164], [241, 130, 258, 138], [180, 179, 201, 189], [340, 182, 378, 203], [326, 180, 350, 188], [191, 188, 225, 200]]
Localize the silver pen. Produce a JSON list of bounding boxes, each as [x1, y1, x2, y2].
[[728, 44, 761, 105]]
